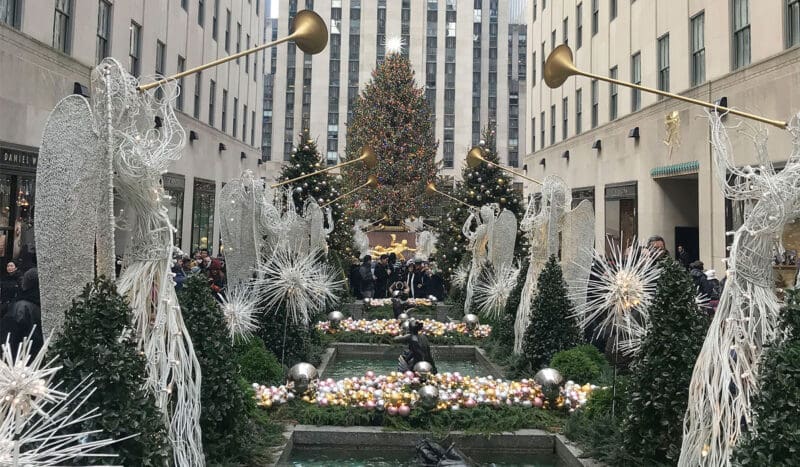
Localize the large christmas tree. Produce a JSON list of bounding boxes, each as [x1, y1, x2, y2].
[[437, 123, 526, 280], [341, 51, 438, 222], [277, 130, 350, 256]]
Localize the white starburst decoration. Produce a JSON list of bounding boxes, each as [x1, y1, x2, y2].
[[255, 245, 343, 325], [473, 263, 521, 320], [219, 284, 260, 342], [385, 36, 405, 55], [451, 264, 470, 290], [570, 237, 661, 356], [0, 334, 121, 465]]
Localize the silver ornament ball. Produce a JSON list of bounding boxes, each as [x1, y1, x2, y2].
[[397, 312, 410, 321], [534, 368, 563, 403], [462, 313, 480, 329], [287, 363, 319, 394], [328, 310, 345, 328], [413, 361, 434, 380], [418, 385, 439, 410]]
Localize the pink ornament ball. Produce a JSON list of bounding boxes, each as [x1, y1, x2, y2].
[[319, 398, 329, 407], [464, 399, 477, 409], [366, 370, 375, 378], [398, 405, 411, 417], [387, 406, 399, 416], [533, 397, 543, 408]]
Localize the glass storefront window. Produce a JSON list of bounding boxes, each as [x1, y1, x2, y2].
[[604, 183, 637, 256], [572, 186, 595, 210], [162, 173, 185, 251], [191, 178, 216, 254]]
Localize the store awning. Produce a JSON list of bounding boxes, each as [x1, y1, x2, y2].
[[650, 161, 699, 179]]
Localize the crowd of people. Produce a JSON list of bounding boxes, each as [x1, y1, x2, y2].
[[171, 249, 227, 297], [348, 254, 446, 301], [0, 260, 43, 359]]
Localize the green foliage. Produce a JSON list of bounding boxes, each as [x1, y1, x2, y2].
[[256, 306, 325, 368], [518, 256, 581, 375], [734, 289, 800, 466], [621, 257, 709, 464], [278, 130, 350, 256], [436, 124, 527, 282], [48, 278, 171, 466], [342, 52, 438, 222], [550, 348, 602, 384], [178, 276, 250, 463], [235, 338, 283, 386], [270, 402, 565, 437]]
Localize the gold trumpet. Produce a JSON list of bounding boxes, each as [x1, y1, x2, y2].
[[272, 147, 377, 188], [425, 182, 472, 208], [467, 146, 542, 185], [321, 175, 378, 208], [138, 10, 328, 92], [544, 44, 787, 129]]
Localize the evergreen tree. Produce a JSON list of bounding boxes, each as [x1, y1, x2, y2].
[[519, 256, 581, 373], [277, 130, 350, 256], [178, 276, 250, 463], [436, 123, 526, 280], [48, 278, 171, 466], [341, 51, 437, 222], [734, 289, 800, 466], [621, 257, 709, 463]]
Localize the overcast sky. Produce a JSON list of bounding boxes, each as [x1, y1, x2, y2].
[[271, 0, 278, 17]]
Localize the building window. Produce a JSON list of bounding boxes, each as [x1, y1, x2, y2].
[[401, 0, 411, 58], [658, 34, 670, 94], [198, 0, 204, 26], [233, 97, 238, 137], [225, 9, 231, 52], [191, 179, 216, 253], [562, 97, 568, 140], [563, 17, 569, 46], [221, 89, 228, 132], [609, 66, 618, 120], [193, 72, 202, 119], [177, 55, 185, 110], [572, 186, 595, 209], [245, 34, 251, 71], [575, 88, 583, 134], [610, 0, 617, 20], [156, 41, 166, 76], [251, 110, 256, 146], [591, 79, 598, 128], [96, 1, 112, 64], [242, 105, 248, 142], [182, 0, 188, 10], [531, 51, 536, 84], [347, 0, 362, 121], [533, 0, 537, 21], [444, 1, 456, 165], [212, 0, 218, 40], [691, 13, 706, 85], [604, 183, 638, 256], [631, 52, 641, 111], [208, 80, 216, 127], [788, 0, 800, 48], [591, 0, 599, 36], [732, 0, 750, 69], [550, 104, 556, 145], [540, 111, 545, 149], [576, 3, 583, 49], [376, 0, 386, 65], [541, 42, 546, 80], [53, 0, 72, 54], [236, 22, 241, 62], [551, 30, 556, 52], [0, 0, 21, 28], [543, 0, 546, 9], [426, 0, 437, 120], [163, 175, 185, 249], [128, 21, 141, 76], [532, 117, 536, 150]]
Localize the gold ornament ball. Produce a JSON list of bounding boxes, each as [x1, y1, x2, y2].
[[500, 197, 507, 203], [497, 178, 505, 185]]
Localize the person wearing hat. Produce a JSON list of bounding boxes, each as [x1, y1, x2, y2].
[[705, 269, 721, 302], [358, 255, 376, 299], [405, 260, 427, 299]]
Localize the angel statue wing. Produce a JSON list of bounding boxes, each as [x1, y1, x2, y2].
[[219, 172, 261, 287], [561, 199, 595, 308], [489, 209, 518, 270], [36, 95, 104, 336]]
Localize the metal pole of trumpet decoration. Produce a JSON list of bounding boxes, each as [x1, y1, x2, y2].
[[138, 10, 328, 92], [321, 175, 378, 208], [271, 147, 377, 188], [425, 182, 473, 208], [544, 44, 788, 130], [467, 146, 543, 185]]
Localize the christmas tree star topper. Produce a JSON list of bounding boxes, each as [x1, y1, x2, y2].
[[385, 36, 405, 55]]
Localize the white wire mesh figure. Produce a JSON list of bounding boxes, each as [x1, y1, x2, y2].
[[93, 59, 204, 466], [353, 220, 372, 258], [679, 111, 800, 466], [219, 171, 266, 287]]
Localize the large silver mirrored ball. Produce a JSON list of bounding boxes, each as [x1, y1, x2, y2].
[[288, 363, 318, 394], [413, 361, 434, 380], [328, 310, 344, 328], [534, 368, 563, 402], [462, 313, 480, 329], [397, 312, 410, 321], [418, 385, 439, 410], [400, 319, 411, 334]]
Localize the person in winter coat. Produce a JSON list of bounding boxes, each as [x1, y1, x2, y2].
[[374, 254, 391, 299], [0, 268, 43, 360], [0, 261, 21, 305], [208, 258, 226, 297], [358, 255, 376, 299], [689, 261, 714, 297]]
